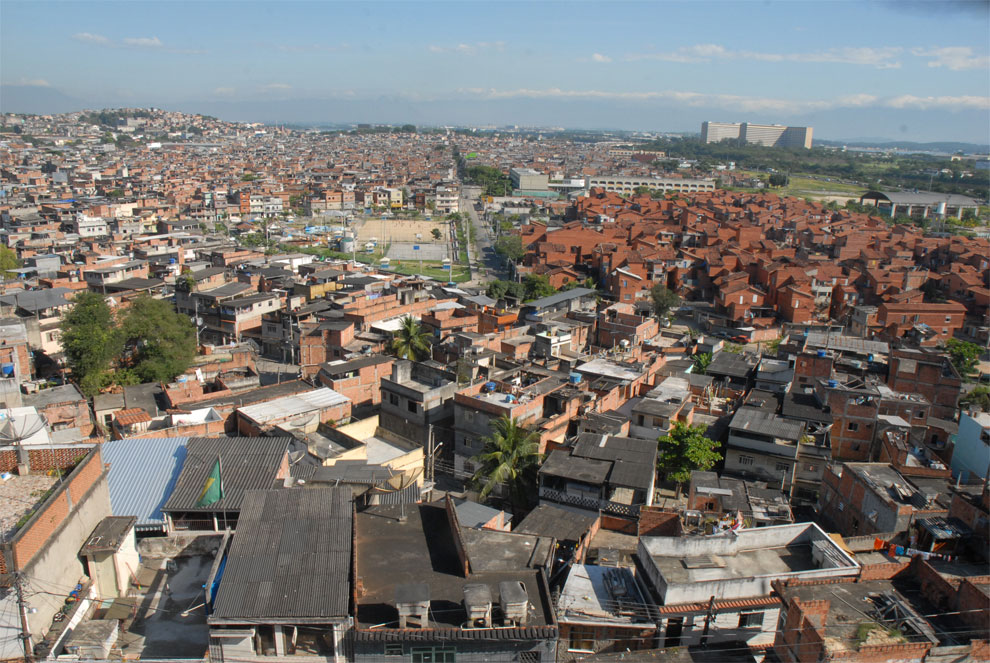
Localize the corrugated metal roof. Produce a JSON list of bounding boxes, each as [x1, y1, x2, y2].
[[210, 488, 352, 620], [236, 387, 350, 425], [101, 437, 189, 530], [162, 437, 290, 512]]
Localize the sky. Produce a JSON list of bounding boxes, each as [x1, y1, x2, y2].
[[1, 0, 989, 143]]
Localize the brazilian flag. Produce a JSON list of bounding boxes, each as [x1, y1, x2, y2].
[[195, 459, 224, 507]]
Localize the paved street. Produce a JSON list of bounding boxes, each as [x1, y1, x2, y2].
[[459, 185, 506, 287]]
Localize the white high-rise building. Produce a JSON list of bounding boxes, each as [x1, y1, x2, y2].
[[701, 121, 813, 149]]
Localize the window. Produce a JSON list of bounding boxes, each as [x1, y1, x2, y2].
[[752, 293, 758, 303], [775, 463, 789, 473], [568, 626, 595, 652], [407, 400, 418, 414], [411, 647, 455, 663], [389, 393, 399, 407], [806, 464, 817, 472], [738, 611, 763, 628], [384, 645, 403, 656], [519, 653, 541, 663], [847, 422, 859, 432], [945, 315, 952, 323], [739, 455, 754, 466]]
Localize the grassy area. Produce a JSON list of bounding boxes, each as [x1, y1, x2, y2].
[[736, 170, 868, 199], [387, 261, 471, 283]]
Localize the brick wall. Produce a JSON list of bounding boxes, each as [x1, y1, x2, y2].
[[5, 448, 105, 571], [638, 507, 681, 537]]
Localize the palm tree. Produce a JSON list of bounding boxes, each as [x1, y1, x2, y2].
[[692, 352, 713, 375], [390, 316, 430, 361], [471, 415, 542, 514]]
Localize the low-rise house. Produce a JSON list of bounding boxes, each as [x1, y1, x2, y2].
[[235, 387, 352, 436], [161, 437, 291, 531], [637, 522, 859, 651], [724, 407, 806, 495], [538, 433, 658, 519], [351, 499, 559, 662], [819, 462, 952, 538], [207, 488, 352, 661]]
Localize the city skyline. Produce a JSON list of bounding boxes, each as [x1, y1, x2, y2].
[[2, 0, 989, 142]]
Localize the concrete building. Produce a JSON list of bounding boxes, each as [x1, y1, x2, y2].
[[586, 176, 716, 195], [510, 167, 549, 192], [637, 522, 858, 649], [701, 121, 813, 149], [379, 360, 459, 448], [859, 190, 980, 220]]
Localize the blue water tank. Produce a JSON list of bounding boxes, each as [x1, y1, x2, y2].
[[569, 372, 582, 384], [169, 258, 176, 264], [827, 379, 838, 388], [817, 349, 826, 358], [868, 354, 875, 362]]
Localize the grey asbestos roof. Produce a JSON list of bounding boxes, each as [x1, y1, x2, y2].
[[0, 287, 70, 313], [101, 437, 189, 530], [523, 287, 596, 310], [210, 488, 353, 621], [729, 407, 804, 441], [515, 504, 597, 543], [162, 437, 289, 513]]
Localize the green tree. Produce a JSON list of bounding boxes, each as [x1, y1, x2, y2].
[[768, 173, 789, 187], [656, 422, 721, 496], [946, 339, 982, 379], [118, 296, 197, 383], [431, 228, 442, 241], [494, 235, 525, 263], [61, 292, 121, 396], [471, 415, 542, 513], [960, 386, 990, 412], [692, 352, 713, 374], [522, 274, 556, 301], [650, 284, 680, 320], [0, 245, 21, 277], [390, 316, 431, 361]]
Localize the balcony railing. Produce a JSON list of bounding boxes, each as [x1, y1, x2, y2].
[[539, 486, 640, 517]]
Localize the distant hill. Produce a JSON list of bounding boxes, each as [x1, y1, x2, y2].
[[0, 85, 92, 115], [815, 138, 989, 154]]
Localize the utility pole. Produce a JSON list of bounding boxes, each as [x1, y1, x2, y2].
[[14, 572, 33, 661], [699, 594, 716, 648]]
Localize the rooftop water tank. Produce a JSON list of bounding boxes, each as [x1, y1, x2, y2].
[[817, 349, 827, 358], [569, 372, 582, 384], [827, 379, 838, 388]]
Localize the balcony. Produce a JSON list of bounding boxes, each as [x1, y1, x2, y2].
[[539, 486, 640, 517]]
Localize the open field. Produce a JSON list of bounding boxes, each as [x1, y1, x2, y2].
[[736, 170, 868, 201], [354, 217, 449, 243]]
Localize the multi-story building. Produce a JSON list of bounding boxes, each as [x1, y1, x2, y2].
[[586, 176, 716, 195], [951, 411, 990, 484], [701, 121, 813, 148], [509, 167, 549, 192]]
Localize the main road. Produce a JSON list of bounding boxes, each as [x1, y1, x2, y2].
[[458, 185, 505, 286]]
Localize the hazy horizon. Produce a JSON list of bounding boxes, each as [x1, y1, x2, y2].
[[2, 1, 988, 143]]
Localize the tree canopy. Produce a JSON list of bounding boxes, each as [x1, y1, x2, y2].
[[494, 235, 524, 263], [0, 245, 21, 276], [118, 296, 197, 384], [61, 293, 196, 396], [650, 284, 680, 320], [692, 352, 713, 375], [61, 293, 123, 396], [960, 386, 990, 412], [946, 339, 982, 379], [657, 422, 721, 492]]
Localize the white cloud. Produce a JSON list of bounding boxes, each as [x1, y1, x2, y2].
[[73, 32, 110, 45], [123, 36, 163, 48], [429, 41, 505, 56], [885, 94, 990, 110], [10, 78, 51, 87], [213, 87, 235, 96], [455, 87, 987, 113], [260, 83, 292, 92], [591, 53, 612, 63], [627, 44, 902, 69], [911, 46, 989, 70]]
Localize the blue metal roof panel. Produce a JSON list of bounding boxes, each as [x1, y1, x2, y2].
[[101, 437, 189, 529]]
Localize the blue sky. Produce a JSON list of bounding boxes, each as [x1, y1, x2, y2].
[[2, 1, 988, 142]]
